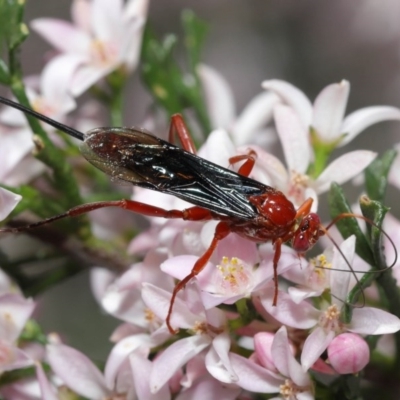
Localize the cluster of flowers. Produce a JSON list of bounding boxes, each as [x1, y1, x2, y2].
[[2, 0, 400, 399]]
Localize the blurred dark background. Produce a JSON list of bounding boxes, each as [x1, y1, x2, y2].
[[18, 0, 400, 360]]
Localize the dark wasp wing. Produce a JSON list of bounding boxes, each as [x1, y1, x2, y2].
[[81, 127, 274, 219]]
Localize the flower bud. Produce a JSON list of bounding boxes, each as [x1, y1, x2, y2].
[[327, 333, 369, 374]]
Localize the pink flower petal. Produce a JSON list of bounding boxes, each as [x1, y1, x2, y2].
[[315, 150, 376, 193], [198, 128, 236, 167], [47, 342, 110, 399], [273, 105, 310, 174], [40, 55, 82, 115], [262, 79, 313, 128], [349, 308, 400, 334], [150, 335, 211, 393], [312, 80, 350, 143], [124, 0, 149, 21], [0, 341, 34, 373], [341, 106, 400, 147], [215, 232, 258, 265], [245, 145, 288, 190], [197, 64, 236, 130], [35, 363, 58, 400], [330, 235, 355, 304], [31, 18, 90, 54], [176, 375, 241, 400], [161, 255, 200, 280], [141, 283, 200, 330], [259, 288, 319, 329], [104, 334, 152, 388], [0, 187, 22, 221], [91, 0, 124, 41], [0, 294, 34, 342], [232, 92, 279, 146], [130, 351, 170, 400], [70, 64, 114, 96], [71, 0, 92, 31], [205, 332, 236, 382], [301, 327, 335, 371], [272, 327, 310, 387], [229, 352, 282, 392]]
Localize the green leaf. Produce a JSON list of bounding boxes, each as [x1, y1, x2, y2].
[[141, 28, 184, 114], [182, 10, 208, 72], [0, 58, 9, 84], [365, 149, 397, 202], [328, 183, 373, 265], [141, 11, 211, 139], [0, 0, 27, 52], [359, 195, 390, 270]]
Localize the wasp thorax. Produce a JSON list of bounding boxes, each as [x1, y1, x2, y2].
[[253, 192, 296, 227]]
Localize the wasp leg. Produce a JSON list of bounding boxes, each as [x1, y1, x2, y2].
[[0, 201, 220, 234], [169, 114, 197, 154], [166, 221, 231, 334], [229, 150, 257, 177]]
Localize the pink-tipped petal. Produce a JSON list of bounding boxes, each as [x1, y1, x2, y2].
[[205, 333, 236, 383], [31, 18, 90, 54], [262, 79, 313, 128], [197, 64, 236, 130], [349, 307, 400, 335], [330, 235, 355, 304], [301, 327, 335, 371], [260, 288, 319, 329], [273, 105, 310, 174], [340, 106, 400, 147], [315, 150, 376, 194], [198, 128, 236, 168], [47, 342, 110, 399], [92, 0, 123, 41], [104, 334, 152, 388], [229, 352, 282, 392], [272, 327, 310, 387], [130, 351, 170, 400], [35, 362, 58, 400], [71, 0, 92, 31], [70, 65, 114, 96], [40, 55, 82, 114], [232, 92, 279, 146], [150, 335, 211, 393], [0, 188, 22, 221], [312, 80, 350, 142]]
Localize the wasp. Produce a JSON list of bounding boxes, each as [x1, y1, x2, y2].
[[0, 95, 327, 333]]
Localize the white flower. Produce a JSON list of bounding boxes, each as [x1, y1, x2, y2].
[[262, 79, 400, 147], [31, 0, 148, 96]]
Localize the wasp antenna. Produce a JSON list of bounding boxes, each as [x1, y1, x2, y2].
[[325, 212, 398, 271], [317, 226, 367, 307], [0, 95, 85, 141]]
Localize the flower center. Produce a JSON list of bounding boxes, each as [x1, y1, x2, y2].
[[144, 308, 161, 331], [319, 304, 343, 333], [288, 171, 310, 205], [193, 321, 209, 335], [215, 257, 251, 295], [90, 39, 118, 66], [32, 98, 55, 118], [307, 254, 331, 288], [279, 379, 304, 399]]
